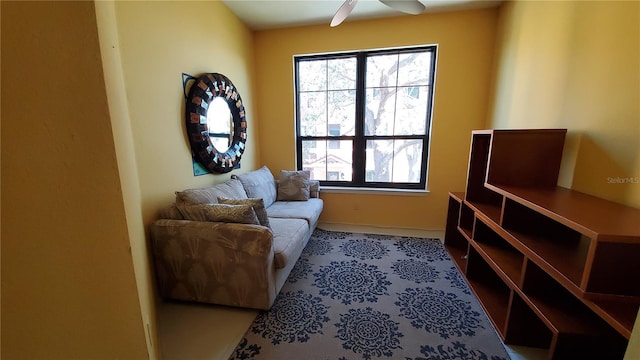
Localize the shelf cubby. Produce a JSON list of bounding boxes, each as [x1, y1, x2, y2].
[[501, 198, 589, 290], [487, 184, 640, 299], [444, 129, 640, 358], [457, 202, 474, 240], [444, 192, 468, 272], [521, 261, 628, 359], [522, 261, 614, 337], [465, 198, 502, 227], [584, 241, 640, 298], [504, 292, 553, 350], [465, 246, 511, 337], [471, 219, 524, 286]]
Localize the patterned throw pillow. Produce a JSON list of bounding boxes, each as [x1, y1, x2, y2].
[[277, 170, 311, 201], [206, 204, 260, 224], [175, 178, 248, 205], [218, 197, 270, 228], [177, 204, 260, 225], [176, 204, 212, 222]]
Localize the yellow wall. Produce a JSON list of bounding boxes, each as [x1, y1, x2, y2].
[[1, 1, 149, 358], [490, 1, 640, 357], [96, 0, 258, 357], [490, 0, 640, 209], [254, 8, 499, 230], [2, 0, 257, 358], [111, 0, 258, 227], [94, 1, 157, 357]]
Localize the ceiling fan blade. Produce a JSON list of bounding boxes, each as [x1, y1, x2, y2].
[[331, 0, 358, 27], [379, 0, 425, 15]]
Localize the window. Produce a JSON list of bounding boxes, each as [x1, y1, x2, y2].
[[294, 45, 437, 190]]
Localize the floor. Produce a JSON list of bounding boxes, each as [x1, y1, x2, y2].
[[157, 224, 548, 360]]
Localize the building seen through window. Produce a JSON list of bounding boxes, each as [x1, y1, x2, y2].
[[295, 45, 437, 190]]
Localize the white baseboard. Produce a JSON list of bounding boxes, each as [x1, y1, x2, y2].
[[317, 222, 445, 241]]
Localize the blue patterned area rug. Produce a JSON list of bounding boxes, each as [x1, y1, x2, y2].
[[230, 229, 510, 360]]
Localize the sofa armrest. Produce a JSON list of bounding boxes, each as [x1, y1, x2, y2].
[[150, 219, 278, 309]]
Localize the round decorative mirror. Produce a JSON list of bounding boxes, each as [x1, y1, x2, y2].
[[185, 73, 247, 173]]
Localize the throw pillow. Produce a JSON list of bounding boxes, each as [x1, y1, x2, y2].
[[206, 204, 260, 225], [177, 204, 260, 225], [277, 170, 311, 201], [231, 165, 278, 208], [175, 178, 248, 205], [310, 180, 320, 198], [176, 204, 212, 222], [218, 197, 270, 228]]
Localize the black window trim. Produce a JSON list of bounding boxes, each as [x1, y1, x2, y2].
[[294, 44, 438, 190]]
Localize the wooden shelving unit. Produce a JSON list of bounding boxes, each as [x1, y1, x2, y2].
[[444, 129, 639, 360]]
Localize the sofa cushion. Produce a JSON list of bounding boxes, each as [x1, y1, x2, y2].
[[218, 197, 270, 228], [232, 166, 277, 208], [267, 198, 323, 226], [175, 178, 248, 205], [277, 170, 310, 201], [177, 204, 260, 225], [269, 218, 309, 269]]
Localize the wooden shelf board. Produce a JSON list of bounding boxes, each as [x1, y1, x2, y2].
[[472, 241, 523, 286], [589, 300, 640, 339], [449, 191, 465, 202], [521, 291, 607, 337], [466, 278, 509, 336], [457, 226, 472, 241], [487, 184, 640, 240], [507, 229, 585, 288], [466, 200, 502, 225]]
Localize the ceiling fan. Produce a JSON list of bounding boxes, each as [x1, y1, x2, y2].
[[331, 0, 426, 27]]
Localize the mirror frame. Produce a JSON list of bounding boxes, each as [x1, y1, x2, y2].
[[185, 73, 247, 173]]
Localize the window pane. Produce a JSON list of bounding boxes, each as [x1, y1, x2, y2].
[[397, 52, 431, 86], [302, 140, 326, 180], [328, 58, 356, 90], [302, 140, 352, 182], [366, 139, 393, 182], [299, 92, 326, 136], [298, 60, 326, 91], [328, 140, 352, 181], [366, 139, 423, 183], [394, 86, 428, 135], [365, 87, 397, 136], [295, 46, 435, 189], [328, 90, 356, 136], [366, 54, 398, 88], [365, 53, 400, 136], [391, 139, 423, 183]]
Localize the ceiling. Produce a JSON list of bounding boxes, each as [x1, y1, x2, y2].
[[221, 0, 503, 30]]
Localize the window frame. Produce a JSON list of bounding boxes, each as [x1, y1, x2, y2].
[[294, 45, 438, 190]]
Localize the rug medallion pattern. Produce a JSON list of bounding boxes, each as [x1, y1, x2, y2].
[[231, 229, 509, 360]]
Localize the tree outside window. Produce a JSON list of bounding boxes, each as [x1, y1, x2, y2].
[[295, 46, 437, 190]]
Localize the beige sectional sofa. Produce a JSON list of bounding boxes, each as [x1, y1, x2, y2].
[[150, 166, 323, 310]]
